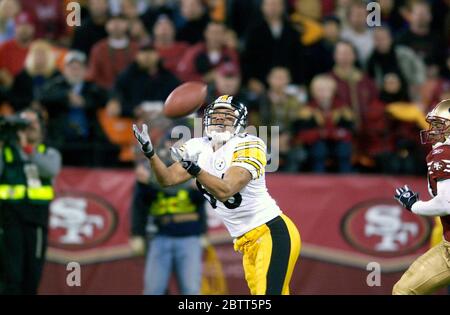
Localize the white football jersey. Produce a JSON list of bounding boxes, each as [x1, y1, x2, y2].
[[182, 133, 282, 237]]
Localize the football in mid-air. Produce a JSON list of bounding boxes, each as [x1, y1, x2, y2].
[[163, 81, 207, 118]]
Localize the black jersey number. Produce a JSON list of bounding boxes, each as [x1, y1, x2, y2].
[[195, 180, 242, 209]]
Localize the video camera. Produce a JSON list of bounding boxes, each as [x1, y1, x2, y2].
[[0, 115, 30, 143]]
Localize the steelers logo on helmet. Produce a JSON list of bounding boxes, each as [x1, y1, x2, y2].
[[204, 95, 248, 144]]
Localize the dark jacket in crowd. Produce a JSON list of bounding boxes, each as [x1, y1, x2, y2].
[[243, 19, 305, 85], [396, 29, 445, 67], [40, 75, 108, 137], [303, 39, 335, 83], [114, 62, 180, 117], [39, 75, 118, 166], [71, 17, 108, 57], [175, 13, 210, 45], [9, 69, 60, 111]]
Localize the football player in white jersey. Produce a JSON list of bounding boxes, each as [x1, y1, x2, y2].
[[133, 95, 301, 295]]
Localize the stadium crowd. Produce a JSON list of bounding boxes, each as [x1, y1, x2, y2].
[[0, 0, 449, 174]]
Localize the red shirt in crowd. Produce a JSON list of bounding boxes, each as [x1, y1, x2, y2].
[[20, 0, 67, 40], [87, 39, 139, 90], [0, 39, 29, 76], [176, 43, 239, 82], [156, 42, 190, 79], [330, 70, 379, 128], [294, 97, 354, 145]]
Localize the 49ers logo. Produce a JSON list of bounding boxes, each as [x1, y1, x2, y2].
[[432, 161, 445, 171], [48, 191, 118, 249], [341, 199, 431, 256]]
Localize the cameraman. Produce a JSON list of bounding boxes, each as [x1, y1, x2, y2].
[[0, 108, 61, 295]]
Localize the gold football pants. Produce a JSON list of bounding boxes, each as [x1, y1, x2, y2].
[[393, 239, 450, 294], [234, 214, 301, 295]]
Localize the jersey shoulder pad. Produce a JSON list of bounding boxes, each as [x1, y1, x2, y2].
[[231, 134, 267, 179], [427, 145, 450, 162], [233, 134, 267, 149], [427, 145, 450, 180]]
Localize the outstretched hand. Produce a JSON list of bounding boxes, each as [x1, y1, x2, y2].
[[132, 124, 154, 158]]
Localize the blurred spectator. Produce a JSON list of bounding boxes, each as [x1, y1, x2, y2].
[[429, 0, 450, 35], [292, 0, 322, 20], [255, 66, 305, 172], [9, 40, 59, 112], [224, 28, 238, 50], [153, 15, 189, 78], [120, 0, 152, 47], [340, 1, 374, 66], [71, 0, 109, 57], [381, 73, 427, 174], [367, 26, 426, 102], [445, 7, 450, 46], [207, 62, 242, 100], [334, 0, 352, 27], [140, 0, 177, 32], [330, 41, 384, 170], [396, 0, 445, 71], [253, 67, 303, 131], [379, 0, 407, 34], [204, 61, 255, 115], [207, 0, 226, 23], [380, 73, 410, 104], [330, 41, 378, 130], [121, 0, 141, 21], [243, 0, 305, 94], [20, 0, 67, 41], [111, 44, 180, 118], [87, 14, 139, 90], [293, 74, 354, 173], [0, 11, 35, 88], [0, 0, 20, 44], [422, 54, 450, 111], [39, 51, 114, 166], [290, 0, 324, 46], [177, 21, 239, 83], [129, 16, 152, 47], [131, 130, 206, 295], [175, 0, 210, 45], [304, 15, 341, 82], [321, 0, 335, 17], [225, 0, 263, 38], [110, 0, 149, 16]]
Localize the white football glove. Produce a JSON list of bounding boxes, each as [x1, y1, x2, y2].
[[132, 124, 154, 158], [170, 143, 202, 176], [170, 143, 201, 163]]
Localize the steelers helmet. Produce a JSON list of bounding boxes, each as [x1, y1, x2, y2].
[[203, 95, 248, 140], [420, 99, 450, 144]]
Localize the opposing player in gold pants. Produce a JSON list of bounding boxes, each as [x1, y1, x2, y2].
[[393, 100, 450, 294]]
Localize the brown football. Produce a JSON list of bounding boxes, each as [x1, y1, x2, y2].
[[163, 81, 208, 118]]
